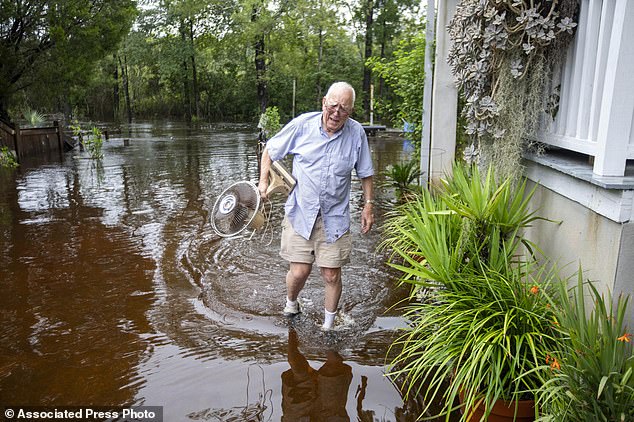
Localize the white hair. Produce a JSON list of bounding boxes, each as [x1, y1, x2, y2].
[[326, 81, 356, 106]]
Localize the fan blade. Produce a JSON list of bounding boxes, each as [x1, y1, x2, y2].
[[229, 205, 249, 233]]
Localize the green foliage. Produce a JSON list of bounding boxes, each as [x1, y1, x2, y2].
[[380, 162, 558, 420], [0, 146, 18, 168], [447, 0, 578, 180], [372, 0, 420, 57], [244, 0, 365, 120], [72, 121, 105, 159], [0, 0, 137, 119], [87, 126, 105, 160], [382, 163, 543, 281], [536, 273, 634, 422], [382, 159, 421, 197], [447, 0, 577, 140], [391, 260, 561, 420], [111, 0, 371, 122], [2, 0, 420, 123], [258, 106, 281, 139], [21, 108, 45, 126], [366, 31, 426, 146]]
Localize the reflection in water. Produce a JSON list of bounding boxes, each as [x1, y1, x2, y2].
[[282, 329, 352, 421], [0, 122, 427, 420]]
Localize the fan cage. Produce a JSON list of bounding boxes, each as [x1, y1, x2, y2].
[[211, 181, 262, 237]]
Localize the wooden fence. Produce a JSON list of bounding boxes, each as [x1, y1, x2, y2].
[[0, 119, 65, 162]]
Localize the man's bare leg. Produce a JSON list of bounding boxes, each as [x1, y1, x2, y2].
[[284, 262, 311, 316], [286, 262, 312, 301], [321, 267, 342, 329]]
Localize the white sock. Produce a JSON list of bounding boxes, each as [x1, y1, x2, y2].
[[323, 308, 337, 329], [286, 297, 297, 307]]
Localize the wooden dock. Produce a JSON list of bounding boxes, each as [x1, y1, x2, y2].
[[0, 119, 64, 162], [362, 125, 386, 137]]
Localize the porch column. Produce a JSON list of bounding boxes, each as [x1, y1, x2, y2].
[[593, 0, 634, 177], [430, 0, 459, 182]]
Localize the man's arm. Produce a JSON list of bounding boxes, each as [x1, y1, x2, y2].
[[360, 176, 374, 234], [258, 146, 273, 200]]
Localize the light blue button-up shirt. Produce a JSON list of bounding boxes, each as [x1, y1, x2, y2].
[[266, 112, 374, 243]]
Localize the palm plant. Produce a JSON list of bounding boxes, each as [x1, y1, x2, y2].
[[21, 108, 45, 126], [381, 162, 559, 421], [382, 163, 544, 280], [382, 159, 421, 197]]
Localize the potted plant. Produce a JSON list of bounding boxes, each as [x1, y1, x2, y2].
[[381, 162, 562, 421], [535, 272, 634, 422]]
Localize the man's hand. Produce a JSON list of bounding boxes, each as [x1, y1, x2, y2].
[[258, 179, 269, 200], [361, 203, 374, 234], [360, 176, 374, 234]]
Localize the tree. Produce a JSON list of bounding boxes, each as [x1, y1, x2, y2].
[[266, 0, 361, 120], [230, 0, 282, 115], [1, 0, 422, 124], [361, 0, 374, 120], [367, 30, 426, 144], [373, 0, 418, 95], [351, 0, 419, 122], [0, 0, 137, 121]]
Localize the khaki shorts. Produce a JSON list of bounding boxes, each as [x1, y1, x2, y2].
[[280, 215, 352, 268]]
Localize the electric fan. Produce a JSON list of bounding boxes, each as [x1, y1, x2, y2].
[[210, 160, 296, 237]]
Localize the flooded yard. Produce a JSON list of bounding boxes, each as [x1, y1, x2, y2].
[[0, 121, 427, 420]]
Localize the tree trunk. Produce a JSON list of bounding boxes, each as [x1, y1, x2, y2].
[[255, 35, 268, 114], [252, 3, 268, 114], [0, 101, 10, 122], [119, 55, 133, 124], [180, 20, 192, 122], [317, 26, 324, 101], [113, 55, 120, 121], [378, 18, 386, 96], [316, 0, 324, 102], [363, 0, 374, 120], [189, 18, 200, 120]]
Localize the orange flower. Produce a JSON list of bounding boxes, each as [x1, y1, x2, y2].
[[530, 285, 539, 295], [545, 354, 560, 370], [617, 333, 632, 343]]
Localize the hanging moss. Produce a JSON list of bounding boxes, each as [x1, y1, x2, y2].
[[480, 52, 549, 181]]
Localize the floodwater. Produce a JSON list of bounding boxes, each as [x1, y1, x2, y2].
[[0, 121, 431, 421]]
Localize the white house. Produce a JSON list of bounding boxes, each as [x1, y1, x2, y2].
[[429, 0, 634, 301]]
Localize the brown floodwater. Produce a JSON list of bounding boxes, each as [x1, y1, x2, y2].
[[0, 121, 438, 421]]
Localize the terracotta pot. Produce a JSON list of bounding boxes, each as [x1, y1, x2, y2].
[[459, 391, 535, 422]]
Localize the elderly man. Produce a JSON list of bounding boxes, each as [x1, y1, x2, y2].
[[258, 81, 374, 330]]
